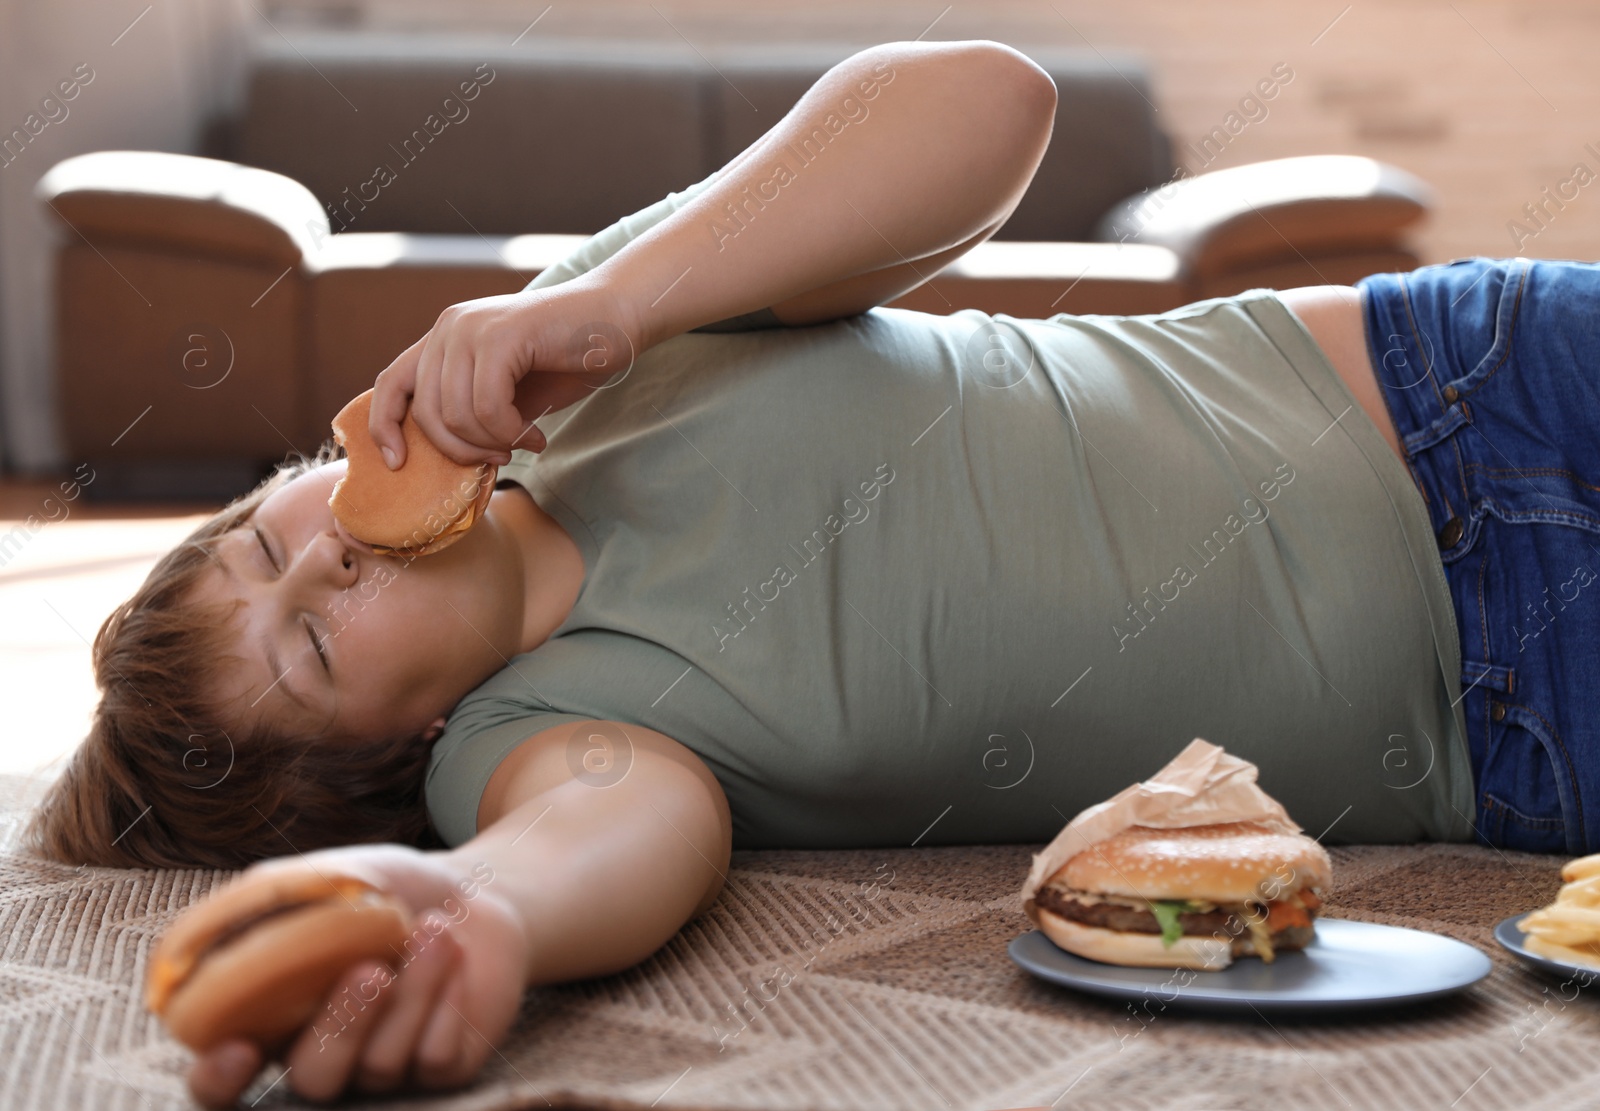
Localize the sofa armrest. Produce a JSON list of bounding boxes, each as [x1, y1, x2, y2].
[[1093, 155, 1432, 280], [35, 151, 328, 267]]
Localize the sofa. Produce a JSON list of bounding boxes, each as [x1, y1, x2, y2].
[[36, 34, 1432, 500]]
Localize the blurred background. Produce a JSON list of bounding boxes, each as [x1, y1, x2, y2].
[[2, 0, 1597, 779]]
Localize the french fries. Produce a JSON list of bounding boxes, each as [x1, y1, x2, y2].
[[1518, 853, 1600, 968], [1560, 852, 1600, 883]]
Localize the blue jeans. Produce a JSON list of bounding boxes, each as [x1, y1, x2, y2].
[[1358, 257, 1600, 854]]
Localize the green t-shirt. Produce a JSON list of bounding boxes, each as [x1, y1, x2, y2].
[[423, 171, 1476, 850]]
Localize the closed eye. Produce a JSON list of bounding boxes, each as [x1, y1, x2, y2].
[[305, 619, 330, 673], [254, 524, 329, 676], [255, 526, 278, 572]]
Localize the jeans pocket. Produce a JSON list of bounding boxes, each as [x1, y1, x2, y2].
[[1479, 700, 1584, 854], [1448, 257, 1530, 399]]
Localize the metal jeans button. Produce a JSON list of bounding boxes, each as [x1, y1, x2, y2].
[[1443, 385, 1460, 403], [1491, 702, 1507, 722], [1438, 516, 1464, 549]]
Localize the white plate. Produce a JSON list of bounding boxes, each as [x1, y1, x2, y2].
[[1010, 918, 1491, 1013]]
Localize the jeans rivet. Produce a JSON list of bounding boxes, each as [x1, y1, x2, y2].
[[1438, 516, 1465, 549]]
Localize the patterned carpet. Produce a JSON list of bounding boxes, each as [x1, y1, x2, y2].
[[1, 770, 1594, 1111]]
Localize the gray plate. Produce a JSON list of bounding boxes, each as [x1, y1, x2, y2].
[[1010, 918, 1492, 1013], [1495, 912, 1600, 983]]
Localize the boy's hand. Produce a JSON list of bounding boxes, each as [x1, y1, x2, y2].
[[369, 276, 643, 469], [181, 845, 528, 1109]]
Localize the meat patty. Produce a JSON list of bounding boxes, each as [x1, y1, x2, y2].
[[1035, 885, 1245, 937], [1034, 886, 1319, 957]]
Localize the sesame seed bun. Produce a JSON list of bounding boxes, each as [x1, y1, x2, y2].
[[145, 870, 413, 1052], [328, 388, 497, 557], [1049, 821, 1332, 904]]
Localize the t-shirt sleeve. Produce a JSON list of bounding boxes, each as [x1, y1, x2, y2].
[[424, 706, 597, 847], [522, 168, 783, 333]]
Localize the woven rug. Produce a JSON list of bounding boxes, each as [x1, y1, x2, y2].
[[2, 770, 1595, 1111]]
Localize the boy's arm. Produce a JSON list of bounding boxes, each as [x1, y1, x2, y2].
[[520, 39, 1054, 333], [368, 39, 1055, 467], [185, 722, 729, 1108], [598, 39, 1056, 347], [451, 719, 732, 983]]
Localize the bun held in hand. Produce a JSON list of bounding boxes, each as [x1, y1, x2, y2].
[[329, 388, 497, 558], [145, 870, 413, 1051]]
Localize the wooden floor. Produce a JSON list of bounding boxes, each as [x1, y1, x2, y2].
[[0, 479, 218, 780]]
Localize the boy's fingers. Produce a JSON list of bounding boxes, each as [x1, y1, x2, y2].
[[410, 333, 495, 466], [413, 972, 469, 1089], [284, 962, 398, 1103], [187, 1039, 262, 1110], [435, 333, 519, 465], [509, 421, 546, 454], [472, 348, 532, 448], [355, 920, 461, 1093], [436, 340, 499, 463], [454, 996, 500, 1086], [370, 336, 426, 469]]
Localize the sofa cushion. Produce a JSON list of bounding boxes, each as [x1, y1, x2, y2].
[[888, 240, 1187, 317], [304, 232, 573, 431], [54, 244, 308, 461], [238, 34, 710, 237], [234, 35, 1172, 244]]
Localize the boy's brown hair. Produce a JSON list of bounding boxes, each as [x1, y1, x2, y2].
[[22, 444, 445, 869]]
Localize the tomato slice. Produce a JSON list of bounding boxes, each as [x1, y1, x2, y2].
[[1266, 900, 1311, 931]]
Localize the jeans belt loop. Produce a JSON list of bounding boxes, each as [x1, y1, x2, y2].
[[1461, 658, 1515, 697], [1402, 400, 1472, 456]]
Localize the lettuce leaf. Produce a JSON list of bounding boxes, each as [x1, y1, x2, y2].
[[1148, 900, 1192, 947]]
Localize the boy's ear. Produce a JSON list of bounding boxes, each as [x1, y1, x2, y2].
[[421, 716, 447, 743]]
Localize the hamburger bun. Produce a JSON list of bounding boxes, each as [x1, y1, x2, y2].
[[328, 388, 497, 557], [1055, 821, 1331, 902], [1032, 820, 1330, 969], [1035, 907, 1236, 969], [146, 870, 413, 1052], [1034, 907, 1318, 970]]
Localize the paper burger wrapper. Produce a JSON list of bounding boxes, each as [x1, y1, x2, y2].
[[1018, 738, 1302, 923]]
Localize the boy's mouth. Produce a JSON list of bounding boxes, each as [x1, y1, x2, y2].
[[331, 515, 378, 558]]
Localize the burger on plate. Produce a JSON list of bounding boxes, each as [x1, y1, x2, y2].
[[1030, 819, 1331, 969]]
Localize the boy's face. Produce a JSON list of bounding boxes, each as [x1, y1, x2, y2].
[[188, 459, 527, 748]]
